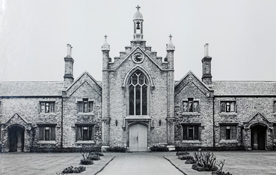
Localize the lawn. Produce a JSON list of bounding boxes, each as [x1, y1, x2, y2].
[[165, 151, 276, 175], [0, 152, 116, 175]]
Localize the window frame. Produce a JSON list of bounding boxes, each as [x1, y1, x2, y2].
[[77, 99, 94, 113], [127, 70, 149, 116], [220, 101, 236, 113], [182, 98, 200, 113], [38, 124, 56, 141], [182, 124, 201, 141], [76, 124, 95, 141], [273, 124, 276, 140], [273, 101, 276, 113], [40, 102, 55, 113], [219, 124, 237, 140]]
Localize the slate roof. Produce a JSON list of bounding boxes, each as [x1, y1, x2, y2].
[[0, 81, 64, 96], [213, 81, 276, 96]]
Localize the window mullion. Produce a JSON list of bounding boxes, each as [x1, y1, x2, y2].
[[140, 85, 142, 115], [134, 85, 136, 115]]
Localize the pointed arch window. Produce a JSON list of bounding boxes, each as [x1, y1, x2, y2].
[[128, 70, 148, 115]]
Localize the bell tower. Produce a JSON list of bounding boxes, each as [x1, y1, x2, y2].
[[133, 5, 143, 40]]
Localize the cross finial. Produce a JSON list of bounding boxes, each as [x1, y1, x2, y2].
[[169, 34, 172, 41], [104, 35, 108, 41], [136, 5, 140, 11]]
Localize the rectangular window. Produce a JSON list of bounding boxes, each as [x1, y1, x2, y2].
[[38, 125, 56, 141], [183, 99, 200, 112], [273, 101, 276, 113], [220, 101, 236, 113], [77, 99, 93, 113], [182, 124, 200, 140], [273, 125, 276, 139], [40, 102, 55, 113], [76, 125, 94, 141], [220, 125, 237, 140]]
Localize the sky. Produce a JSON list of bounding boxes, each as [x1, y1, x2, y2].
[[1, 0, 276, 82]]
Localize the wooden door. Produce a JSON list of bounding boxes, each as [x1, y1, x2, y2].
[[129, 124, 147, 151]]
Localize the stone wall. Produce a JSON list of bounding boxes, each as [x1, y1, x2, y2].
[[214, 97, 276, 150], [104, 46, 174, 148], [174, 73, 214, 148], [62, 73, 102, 148], [0, 97, 62, 152]]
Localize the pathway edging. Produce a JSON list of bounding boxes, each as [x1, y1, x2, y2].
[[94, 156, 116, 175], [163, 156, 187, 175]]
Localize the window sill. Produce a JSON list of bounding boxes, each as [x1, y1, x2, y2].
[[37, 141, 57, 144], [126, 115, 151, 120], [219, 112, 237, 116], [76, 140, 95, 144], [181, 140, 201, 144], [181, 112, 200, 116], [219, 140, 238, 144], [39, 113, 57, 115], [77, 112, 94, 116]]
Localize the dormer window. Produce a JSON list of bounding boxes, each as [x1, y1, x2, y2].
[[77, 99, 93, 113]]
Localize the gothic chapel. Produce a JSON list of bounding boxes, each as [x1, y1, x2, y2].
[[1, 6, 276, 152]]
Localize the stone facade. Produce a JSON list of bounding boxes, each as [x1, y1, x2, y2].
[[0, 6, 276, 152]]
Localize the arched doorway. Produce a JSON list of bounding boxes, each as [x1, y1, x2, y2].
[[8, 125, 25, 152], [129, 124, 147, 151], [251, 125, 266, 150]]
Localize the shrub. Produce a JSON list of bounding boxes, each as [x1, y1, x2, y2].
[[62, 166, 86, 174], [80, 159, 93, 165], [88, 154, 100, 161], [178, 155, 193, 160], [185, 156, 196, 164], [106, 146, 127, 152], [89, 152, 104, 156], [192, 152, 218, 172], [176, 151, 189, 156], [212, 160, 232, 175], [150, 145, 169, 152]]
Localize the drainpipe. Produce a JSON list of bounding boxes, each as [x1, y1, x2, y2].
[[61, 97, 63, 149], [213, 96, 216, 150]]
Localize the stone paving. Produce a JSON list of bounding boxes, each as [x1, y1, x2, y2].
[[98, 152, 183, 175]]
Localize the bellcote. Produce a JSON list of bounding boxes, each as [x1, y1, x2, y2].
[[133, 5, 144, 41]]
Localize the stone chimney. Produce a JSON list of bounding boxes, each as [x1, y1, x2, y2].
[[64, 44, 74, 88], [201, 43, 212, 86]]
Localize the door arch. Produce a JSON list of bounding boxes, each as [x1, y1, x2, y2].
[[8, 125, 25, 152], [251, 125, 266, 150], [129, 124, 147, 151]]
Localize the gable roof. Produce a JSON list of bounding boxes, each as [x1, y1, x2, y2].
[[66, 71, 102, 91], [175, 71, 213, 96], [65, 71, 102, 97], [175, 71, 212, 91], [213, 81, 276, 96], [0, 81, 63, 96], [114, 47, 164, 71]]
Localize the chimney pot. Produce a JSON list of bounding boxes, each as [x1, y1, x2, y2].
[[67, 44, 72, 57], [204, 43, 209, 57]]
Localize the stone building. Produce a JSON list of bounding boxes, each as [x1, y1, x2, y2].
[[0, 6, 275, 152]]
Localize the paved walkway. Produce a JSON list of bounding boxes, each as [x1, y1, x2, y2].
[[98, 152, 183, 175]]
